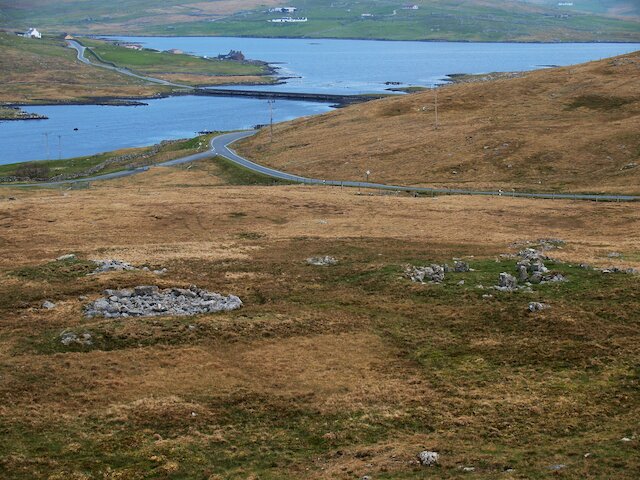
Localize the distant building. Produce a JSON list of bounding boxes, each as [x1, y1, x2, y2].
[[269, 17, 308, 23], [361, 13, 373, 17], [124, 44, 143, 50], [218, 50, 246, 61], [166, 48, 184, 54], [24, 28, 41, 39], [269, 7, 297, 13], [402, 4, 420, 10]]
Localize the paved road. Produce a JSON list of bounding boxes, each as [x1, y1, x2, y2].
[[67, 40, 192, 89], [3, 130, 638, 202], [214, 131, 639, 202]]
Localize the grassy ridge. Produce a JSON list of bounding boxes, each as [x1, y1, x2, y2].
[[1, 0, 639, 41]]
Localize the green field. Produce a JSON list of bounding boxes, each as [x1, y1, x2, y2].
[[79, 38, 269, 77], [1, 0, 639, 42], [0, 135, 214, 183]]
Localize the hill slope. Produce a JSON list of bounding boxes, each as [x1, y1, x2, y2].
[[1, 0, 639, 42], [236, 51, 640, 195]]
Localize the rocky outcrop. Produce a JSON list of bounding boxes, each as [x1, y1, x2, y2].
[[406, 264, 445, 283]]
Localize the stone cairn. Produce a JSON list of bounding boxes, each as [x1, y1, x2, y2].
[[85, 285, 242, 318]]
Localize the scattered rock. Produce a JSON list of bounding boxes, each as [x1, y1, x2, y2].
[[548, 464, 566, 471], [621, 437, 632, 442], [91, 259, 136, 274], [57, 253, 77, 261], [482, 294, 493, 299], [495, 272, 518, 291], [85, 285, 242, 318], [454, 260, 470, 272], [406, 264, 445, 283], [461, 466, 475, 472], [306, 256, 338, 266], [528, 302, 549, 312], [607, 252, 623, 258], [42, 300, 56, 310], [417, 451, 439, 467], [457, 280, 465, 286], [60, 332, 93, 346]]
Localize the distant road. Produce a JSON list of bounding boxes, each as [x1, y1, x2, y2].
[[3, 131, 638, 202]]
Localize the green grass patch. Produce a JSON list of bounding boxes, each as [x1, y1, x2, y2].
[[9, 257, 96, 281], [566, 95, 636, 111], [201, 155, 293, 186]]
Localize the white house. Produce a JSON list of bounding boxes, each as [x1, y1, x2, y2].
[[269, 7, 297, 13], [24, 28, 42, 39]]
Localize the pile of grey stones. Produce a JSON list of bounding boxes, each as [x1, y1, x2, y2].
[[495, 248, 566, 292], [92, 259, 167, 275], [406, 260, 470, 284], [85, 285, 242, 318]]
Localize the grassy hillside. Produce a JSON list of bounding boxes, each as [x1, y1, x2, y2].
[[0, 33, 173, 106], [0, 33, 274, 109], [522, 0, 640, 18], [1, 0, 639, 42], [237, 51, 640, 195]]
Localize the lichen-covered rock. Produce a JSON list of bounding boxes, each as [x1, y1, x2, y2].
[[417, 451, 439, 466], [306, 256, 338, 266], [454, 261, 470, 272], [406, 264, 445, 283], [92, 259, 136, 274], [496, 272, 518, 291], [528, 302, 549, 312], [42, 300, 56, 310], [60, 332, 93, 346]]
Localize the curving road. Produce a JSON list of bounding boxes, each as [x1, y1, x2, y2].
[[214, 131, 639, 202], [3, 130, 638, 202], [67, 40, 193, 89]]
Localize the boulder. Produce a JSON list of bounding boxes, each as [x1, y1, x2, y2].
[[528, 302, 549, 312], [417, 451, 439, 466], [42, 300, 56, 310], [498, 272, 518, 290], [454, 261, 470, 272]]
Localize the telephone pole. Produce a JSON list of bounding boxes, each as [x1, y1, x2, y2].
[[43, 132, 50, 160], [268, 99, 275, 143], [434, 85, 439, 130]]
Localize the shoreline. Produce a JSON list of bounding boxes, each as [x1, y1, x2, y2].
[[94, 33, 640, 45]]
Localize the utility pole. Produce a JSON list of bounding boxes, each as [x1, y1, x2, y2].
[[268, 99, 275, 143], [434, 85, 439, 130], [43, 132, 50, 160]]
